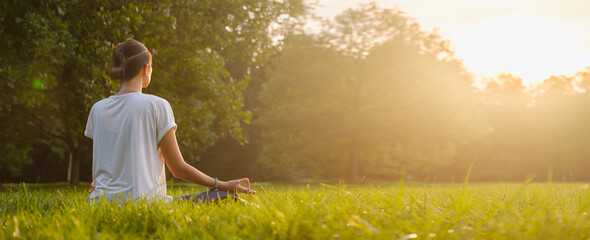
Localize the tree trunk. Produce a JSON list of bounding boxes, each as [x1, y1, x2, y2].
[[57, 67, 78, 185], [68, 151, 81, 185]]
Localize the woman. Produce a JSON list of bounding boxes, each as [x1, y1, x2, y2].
[[85, 39, 255, 204]]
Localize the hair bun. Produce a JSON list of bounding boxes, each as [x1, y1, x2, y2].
[[110, 47, 127, 80], [109, 39, 151, 81]]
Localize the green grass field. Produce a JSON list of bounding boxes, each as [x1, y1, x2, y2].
[[1, 181, 589, 239]]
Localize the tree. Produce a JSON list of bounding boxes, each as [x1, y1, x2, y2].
[[144, 0, 306, 163], [258, 4, 485, 181], [0, 0, 304, 184], [359, 40, 484, 179], [451, 69, 590, 182], [450, 74, 532, 181], [0, 0, 127, 184], [258, 35, 357, 179], [528, 71, 590, 181]]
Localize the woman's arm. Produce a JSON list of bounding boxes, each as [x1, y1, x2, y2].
[[159, 128, 255, 194]]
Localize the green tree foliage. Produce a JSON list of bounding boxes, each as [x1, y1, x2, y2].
[[258, 4, 485, 180], [0, 0, 304, 184], [0, 0, 123, 183]]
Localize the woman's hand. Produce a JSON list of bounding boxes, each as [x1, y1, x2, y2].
[[219, 178, 256, 195]]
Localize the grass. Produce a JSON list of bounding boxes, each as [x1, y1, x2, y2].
[[1, 181, 590, 239]]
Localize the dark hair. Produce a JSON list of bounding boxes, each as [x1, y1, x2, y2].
[[110, 39, 152, 81]]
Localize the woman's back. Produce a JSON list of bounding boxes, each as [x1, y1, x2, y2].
[[85, 92, 176, 203]]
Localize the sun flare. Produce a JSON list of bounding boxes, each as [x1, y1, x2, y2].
[[453, 14, 587, 86]]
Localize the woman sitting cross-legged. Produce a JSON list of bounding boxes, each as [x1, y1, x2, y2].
[[85, 39, 255, 204]]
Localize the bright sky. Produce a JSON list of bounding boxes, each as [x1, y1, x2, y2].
[[312, 0, 590, 86]]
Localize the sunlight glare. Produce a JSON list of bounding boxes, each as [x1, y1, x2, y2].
[[454, 14, 587, 86]]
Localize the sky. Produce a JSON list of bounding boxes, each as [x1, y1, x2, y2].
[[311, 0, 590, 86]]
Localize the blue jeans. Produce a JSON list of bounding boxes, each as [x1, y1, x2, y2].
[[177, 190, 241, 203]]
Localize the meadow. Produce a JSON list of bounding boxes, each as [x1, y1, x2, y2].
[[1, 181, 589, 239]]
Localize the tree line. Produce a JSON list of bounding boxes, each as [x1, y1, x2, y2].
[[1, 1, 589, 184]]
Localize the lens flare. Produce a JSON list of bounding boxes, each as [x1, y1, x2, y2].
[[32, 78, 43, 89]]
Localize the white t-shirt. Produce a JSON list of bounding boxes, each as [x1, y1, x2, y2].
[[85, 92, 176, 203]]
